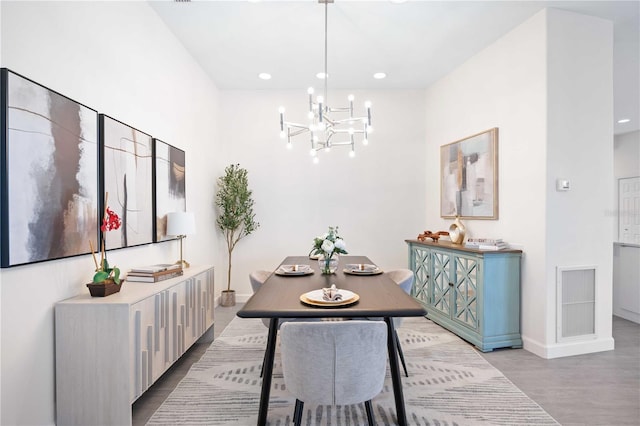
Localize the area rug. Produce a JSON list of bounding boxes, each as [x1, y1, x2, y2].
[[147, 316, 558, 425]]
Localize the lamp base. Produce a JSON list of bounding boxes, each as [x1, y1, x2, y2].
[[175, 259, 190, 269]]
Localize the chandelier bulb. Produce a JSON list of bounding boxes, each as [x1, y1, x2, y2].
[[348, 94, 354, 101], [310, 149, 317, 157], [365, 101, 372, 108], [367, 126, 374, 134], [286, 142, 293, 150], [348, 127, 354, 135], [280, 131, 286, 139], [363, 138, 369, 146], [278, 106, 285, 114], [308, 111, 314, 119], [325, 146, 331, 153], [313, 156, 319, 164], [317, 95, 324, 104], [308, 87, 315, 95], [349, 150, 355, 158]]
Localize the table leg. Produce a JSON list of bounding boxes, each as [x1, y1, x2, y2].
[[384, 317, 407, 426], [257, 318, 279, 426]]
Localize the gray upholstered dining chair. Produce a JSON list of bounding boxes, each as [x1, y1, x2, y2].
[[249, 270, 274, 329], [249, 270, 321, 377], [280, 320, 388, 426], [385, 269, 414, 377]]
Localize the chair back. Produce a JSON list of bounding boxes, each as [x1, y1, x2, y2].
[[387, 269, 414, 295], [280, 320, 387, 406], [249, 270, 271, 293]]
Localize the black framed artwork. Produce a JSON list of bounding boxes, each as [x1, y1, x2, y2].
[[0, 68, 99, 267], [99, 114, 153, 250], [153, 139, 186, 242]]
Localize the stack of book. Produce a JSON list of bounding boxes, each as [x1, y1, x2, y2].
[[126, 264, 183, 282], [465, 238, 509, 251]]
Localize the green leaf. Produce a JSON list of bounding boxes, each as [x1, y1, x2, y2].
[[93, 271, 109, 283], [112, 267, 121, 285]]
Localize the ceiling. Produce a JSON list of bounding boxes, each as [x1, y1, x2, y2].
[[150, 0, 639, 135]]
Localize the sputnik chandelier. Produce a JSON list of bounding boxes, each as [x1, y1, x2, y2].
[[278, 0, 372, 163]]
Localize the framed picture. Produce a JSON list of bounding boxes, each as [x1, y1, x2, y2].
[[100, 114, 153, 249], [153, 139, 186, 242], [0, 68, 99, 267], [440, 128, 498, 219]]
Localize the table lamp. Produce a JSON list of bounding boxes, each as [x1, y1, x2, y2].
[[166, 211, 196, 268]]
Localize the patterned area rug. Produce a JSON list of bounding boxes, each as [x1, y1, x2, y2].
[[148, 316, 558, 425]]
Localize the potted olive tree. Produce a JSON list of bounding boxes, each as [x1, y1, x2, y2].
[[215, 164, 259, 307]]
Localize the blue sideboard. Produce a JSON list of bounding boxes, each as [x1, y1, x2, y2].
[[406, 239, 522, 352]]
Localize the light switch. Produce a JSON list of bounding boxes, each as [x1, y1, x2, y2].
[[556, 179, 570, 191]]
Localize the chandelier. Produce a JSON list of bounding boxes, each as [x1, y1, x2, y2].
[[278, 0, 372, 163]]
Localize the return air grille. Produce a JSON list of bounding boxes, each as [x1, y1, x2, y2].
[[556, 266, 597, 342]]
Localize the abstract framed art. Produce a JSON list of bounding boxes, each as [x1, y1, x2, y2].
[[440, 128, 498, 219], [0, 68, 99, 267], [153, 139, 186, 242], [99, 114, 153, 250]]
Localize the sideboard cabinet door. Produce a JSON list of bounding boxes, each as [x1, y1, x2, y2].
[[407, 240, 521, 352]]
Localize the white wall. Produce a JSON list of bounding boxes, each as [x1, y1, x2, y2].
[[0, 2, 220, 424], [216, 89, 427, 297], [545, 9, 614, 358], [424, 8, 614, 359]]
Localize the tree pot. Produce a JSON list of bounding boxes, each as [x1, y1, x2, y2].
[[220, 290, 236, 307], [87, 279, 123, 297]]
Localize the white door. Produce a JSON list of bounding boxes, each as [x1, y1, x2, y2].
[[619, 177, 640, 244]]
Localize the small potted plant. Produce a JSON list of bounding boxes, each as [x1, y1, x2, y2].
[[215, 164, 259, 306], [87, 193, 123, 297]]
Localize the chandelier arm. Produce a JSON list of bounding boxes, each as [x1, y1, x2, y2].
[[323, 0, 328, 106], [284, 122, 312, 130]]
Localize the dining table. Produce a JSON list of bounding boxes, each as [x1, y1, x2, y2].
[[236, 255, 427, 426]]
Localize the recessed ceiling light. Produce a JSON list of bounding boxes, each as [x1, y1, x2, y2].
[[258, 73, 271, 80], [373, 72, 387, 79], [617, 118, 631, 124], [316, 72, 329, 80]]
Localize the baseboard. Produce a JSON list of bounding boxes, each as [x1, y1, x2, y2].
[[214, 293, 252, 307], [613, 309, 640, 324], [523, 335, 615, 359]]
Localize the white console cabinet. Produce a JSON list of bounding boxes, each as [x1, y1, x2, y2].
[[55, 265, 214, 425]]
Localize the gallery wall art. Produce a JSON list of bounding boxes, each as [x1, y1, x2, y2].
[[440, 128, 498, 219], [0, 68, 99, 267], [153, 139, 186, 242], [100, 114, 154, 250]]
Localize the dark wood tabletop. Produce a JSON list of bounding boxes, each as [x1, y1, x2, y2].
[[237, 255, 426, 319]]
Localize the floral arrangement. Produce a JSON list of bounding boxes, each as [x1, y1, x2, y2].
[[89, 193, 122, 284], [310, 226, 348, 274]]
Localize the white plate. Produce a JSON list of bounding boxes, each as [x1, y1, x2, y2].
[[345, 263, 378, 272], [303, 289, 357, 304], [275, 265, 313, 276]]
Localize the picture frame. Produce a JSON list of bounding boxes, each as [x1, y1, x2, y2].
[[99, 114, 154, 250], [440, 128, 498, 219], [0, 68, 99, 267], [153, 139, 186, 242]]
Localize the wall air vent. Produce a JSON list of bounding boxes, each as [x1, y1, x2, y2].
[[556, 266, 597, 342]]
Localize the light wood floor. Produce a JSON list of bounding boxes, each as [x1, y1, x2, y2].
[[133, 306, 640, 425]]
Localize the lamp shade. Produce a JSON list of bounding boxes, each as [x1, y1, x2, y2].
[[166, 212, 196, 236]]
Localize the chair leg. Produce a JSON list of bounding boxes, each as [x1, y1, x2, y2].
[[396, 332, 408, 377], [260, 348, 267, 378], [293, 399, 304, 426], [365, 400, 375, 426]]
